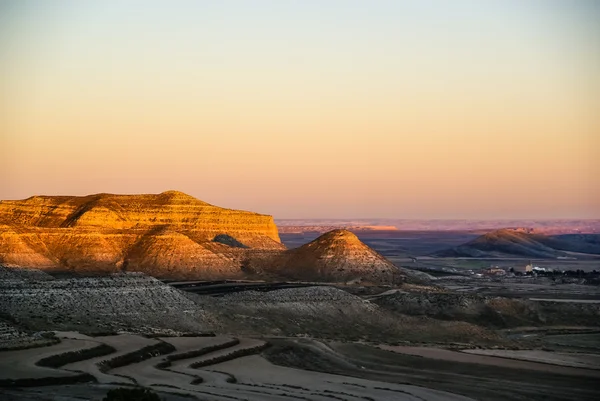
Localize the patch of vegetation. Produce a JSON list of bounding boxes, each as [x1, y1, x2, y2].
[[190, 343, 269, 368], [0, 373, 95, 388], [144, 332, 215, 338], [0, 336, 60, 352], [85, 331, 120, 337], [99, 342, 176, 372], [36, 343, 116, 368], [103, 387, 161, 401], [155, 339, 240, 369], [208, 370, 237, 383]]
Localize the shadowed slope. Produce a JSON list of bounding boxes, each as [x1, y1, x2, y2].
[[539, 234, 600, 255], [436, 229, 569, 258]]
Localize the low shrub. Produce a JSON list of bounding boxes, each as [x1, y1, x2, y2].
[[0, 373, 95, 388], [166, 339, 239, 362], [103, 387, 161, 401], [190, 343, 269, 368], [98, 342, 175, 372], [36, 344, 116, 368]]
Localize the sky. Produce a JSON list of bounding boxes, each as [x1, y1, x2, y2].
[[1, 0, 599, 219]]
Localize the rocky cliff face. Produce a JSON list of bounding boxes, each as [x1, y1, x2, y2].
[[0, 191, 280, 243], [0, 191, 283, 278]]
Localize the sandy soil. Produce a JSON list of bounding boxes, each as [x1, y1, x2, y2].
[[0, 333, 480, 400], [166, 337, 257, 383], [379, 345, 600, 377], [159, 335, 234, 351], [0, 338, 101, 380], [109, 336, 234, 388], [276, 340, 600, 401], [61, 334, 157, 384], [211, 353, 475, 401], [4, 332, 600, 400], [460, 348, 600, 370]]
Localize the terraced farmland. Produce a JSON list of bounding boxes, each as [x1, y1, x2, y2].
[[0, 332, 478, 400]]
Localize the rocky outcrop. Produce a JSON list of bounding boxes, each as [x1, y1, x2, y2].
[[247, 229, 406, 284], [0, 191, 283, 279]]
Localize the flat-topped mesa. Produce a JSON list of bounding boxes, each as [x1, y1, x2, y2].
[[0, 191, 284, 278], [0, 191, 280, 243]]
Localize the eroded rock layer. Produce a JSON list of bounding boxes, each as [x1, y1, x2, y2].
[[0, 191, 283, 278], [247, 229, 407, 284], [0, 192, 408, 284]]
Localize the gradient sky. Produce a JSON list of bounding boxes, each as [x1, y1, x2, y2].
[[1, 0, 599, 219]]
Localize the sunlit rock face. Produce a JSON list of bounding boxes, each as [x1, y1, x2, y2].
[[0, 191, 283, 279], [0, 193, 406, 284], [281, 229, 405, 284], [246, 229, 407, 284]]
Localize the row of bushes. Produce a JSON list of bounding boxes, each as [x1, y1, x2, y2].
[[145, 332, 215, 338], [190, 343, 269, 368], [154, 339, 240, 369], [208, 370, 237, 383], [103, 387, 161, 401], [0, 373, 95, 388], [98, 342, 176, 372], [36, 344, 116, 368], [0, 337, 61, 352]]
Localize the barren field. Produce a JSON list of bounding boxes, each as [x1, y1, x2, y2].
[[1, 265, 599, 400], [267, 339, 600, 401], [460, 348, 600, 369], [0, 338, 101, 380]]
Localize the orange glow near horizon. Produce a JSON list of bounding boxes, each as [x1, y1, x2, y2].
[[1, 1, 598, 219]]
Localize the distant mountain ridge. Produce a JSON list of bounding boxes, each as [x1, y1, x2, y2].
[[276, 219, 600, 234], [436, 228, 600, 258]]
